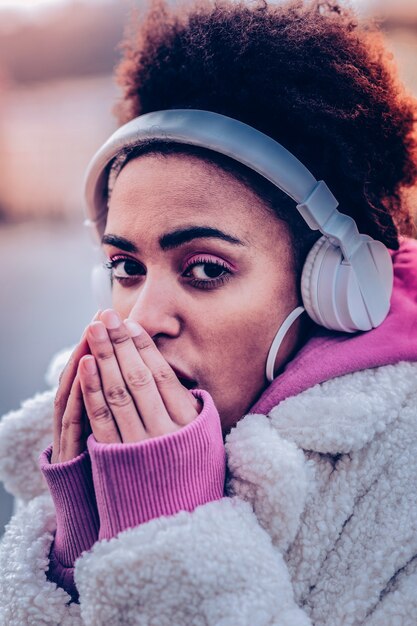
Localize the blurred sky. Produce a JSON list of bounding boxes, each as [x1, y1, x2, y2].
[[0, 0, 104, 9], [0, 0, 415, 11], [1, 0, 417, 17]]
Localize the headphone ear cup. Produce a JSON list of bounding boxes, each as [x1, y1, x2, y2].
[[91, 264, 113, 310], [300, 236, 327, 327], [302, 235, 364, 331], [301, 235, 392, 333]]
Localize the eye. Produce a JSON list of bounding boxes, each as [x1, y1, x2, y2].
[[182, 256, 233, 289], [105, 256, 145, 283], [187, 262, 226, 280]]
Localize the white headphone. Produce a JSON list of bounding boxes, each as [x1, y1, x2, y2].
[[84, 109, 394, 381]]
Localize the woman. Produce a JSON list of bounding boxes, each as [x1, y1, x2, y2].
[[1, 0, 417, 624]]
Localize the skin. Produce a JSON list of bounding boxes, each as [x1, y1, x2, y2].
[[52, 153, 304, 463]]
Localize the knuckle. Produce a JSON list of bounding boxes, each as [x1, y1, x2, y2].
[[91, 405, 112, 423], [96, 349, 113, 362], [111, 332, 130, 346], [61, 414, 82, 432], [135, 336, 153, 351], [54, 392, 65, 415], [126, 368, 153, 389], [84, 379, 101, 394], [106, 384, 132, 407], [153, 366, 176, 385], [61, 418, 69, 432]]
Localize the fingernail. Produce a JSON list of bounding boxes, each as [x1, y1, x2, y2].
[[92, 309, 102, 321], [124, 319, 142, 337], [101, 309, 121, 330], [90, 321, 108, 340], [83, 356, 97, 374]]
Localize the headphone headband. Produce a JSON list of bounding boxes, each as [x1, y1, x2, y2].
[[84, 110, 348, 244]]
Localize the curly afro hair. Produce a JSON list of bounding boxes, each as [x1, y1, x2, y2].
[[114, 0, 417, 257]]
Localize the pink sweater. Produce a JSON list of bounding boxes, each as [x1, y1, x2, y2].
[[39, 237, 417, 601]]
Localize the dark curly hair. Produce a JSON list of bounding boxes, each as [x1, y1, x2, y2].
[[114, 0, 417, 264]]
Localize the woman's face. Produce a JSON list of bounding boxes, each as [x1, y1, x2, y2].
[[104, 153, 301, 433]]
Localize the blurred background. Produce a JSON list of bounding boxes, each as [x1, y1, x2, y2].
[[0, 0, 416, 534]]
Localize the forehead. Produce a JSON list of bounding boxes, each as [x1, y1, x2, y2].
[[106, 152, 274, 236]]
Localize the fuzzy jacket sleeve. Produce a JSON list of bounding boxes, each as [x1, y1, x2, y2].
[[0, 493, 82, 626], [0, 389, 56, 501], [74, 496, 312, 626], [0, 491, 310, 625], [0, 346, 73, 502]]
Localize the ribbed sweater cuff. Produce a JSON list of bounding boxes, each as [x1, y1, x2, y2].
[[46, 551, 78, 603], [39, 446, 99, 567], [87, 389, 226, 540]]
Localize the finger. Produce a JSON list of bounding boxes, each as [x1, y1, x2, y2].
[[86, 320, 152, 441], [52, 333, 90, 463], [99, 310, 177, 438], [58, 375, 86, 462], [52, 311, 101, 462], [124, 319, 200, 426], [79, 355, 122, 444]]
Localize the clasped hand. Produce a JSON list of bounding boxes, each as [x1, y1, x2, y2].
[[52, 310, 201, 463]]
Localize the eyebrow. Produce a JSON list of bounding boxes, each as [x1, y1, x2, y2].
[[101, 234, 138, 253], [160, 226, 244, 250], [101, 226, 245, 252]]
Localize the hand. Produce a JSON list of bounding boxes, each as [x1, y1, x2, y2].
[[51, 311, 101, 463], [78, 309, 201, 443]]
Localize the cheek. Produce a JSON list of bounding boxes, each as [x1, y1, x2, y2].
[[200, 310, 273, 428], [111, 287, 137, 320], [197, 271, 298, 386], [200, 302, 274, 376]]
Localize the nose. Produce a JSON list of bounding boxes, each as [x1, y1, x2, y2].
[[126, 273, 182, 340]]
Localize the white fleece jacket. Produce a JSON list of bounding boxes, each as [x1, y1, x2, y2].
[[0, 349, 416, 626]]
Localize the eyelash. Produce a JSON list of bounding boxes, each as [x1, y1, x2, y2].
[[104, 255, 234, 291]]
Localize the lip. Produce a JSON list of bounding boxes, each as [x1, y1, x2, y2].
[[170, 365, 197, 389]]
